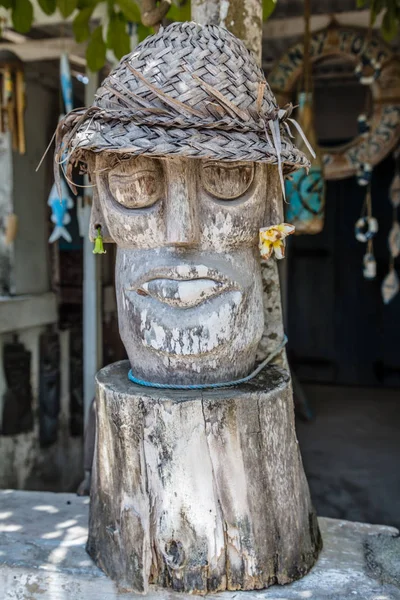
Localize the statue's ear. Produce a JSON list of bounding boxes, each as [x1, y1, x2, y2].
[[86, 153, 114, 243], [89, 185, 114, 243]]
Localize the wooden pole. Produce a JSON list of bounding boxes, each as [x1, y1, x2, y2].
[[193, 0, 286, 367], [83, 70, 102, 427], [192, 0, 263, 62]]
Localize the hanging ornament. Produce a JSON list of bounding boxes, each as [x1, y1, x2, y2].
[[381, 267, 399, 304], [285, 92, 325, 234], [356, 163, 373, 186], [285, 0, 325, 235], [389, 172, 400, 207], [355, 186, 378, 280], [353, 38, 380, 281], [60, 53, 73, 115], [363, 251, 377, 280], [355, 215, 379, 242], [388, 220, 400, 258], [355, 56, 381, 85], [353, 59, 379, 281], [48, 180, 74, 243], [47, 51, 75, 246], [382, 148, 400, 303], [93, 226, 106, 255], [0, 50, 26, 155], [357, 114, 370, 137]]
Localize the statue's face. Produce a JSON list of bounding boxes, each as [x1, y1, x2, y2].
[[95, 155, 269, 385]]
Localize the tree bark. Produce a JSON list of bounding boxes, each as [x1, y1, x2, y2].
[[191, 0, 263, 62], [88, 361, 321, 594], [191, 1, 286, 366], [257, 167, 288, 368]]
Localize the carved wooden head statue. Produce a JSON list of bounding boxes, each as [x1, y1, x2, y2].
[[55, 22, 308, 385]]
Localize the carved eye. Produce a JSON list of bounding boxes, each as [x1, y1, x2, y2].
[[108, 158, 164, 208], [201, 161, 254, 200]]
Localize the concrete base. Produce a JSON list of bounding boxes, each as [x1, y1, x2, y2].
[[1, 489, 400, 599]]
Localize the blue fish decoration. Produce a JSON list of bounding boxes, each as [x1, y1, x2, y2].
[[48, 180, 74, 243]]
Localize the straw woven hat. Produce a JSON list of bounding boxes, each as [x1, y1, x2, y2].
[[55, 21, 310, 182]]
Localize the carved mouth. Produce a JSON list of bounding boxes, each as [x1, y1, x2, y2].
[[128, 266, 237, 309], [137, 278, 229, 308]]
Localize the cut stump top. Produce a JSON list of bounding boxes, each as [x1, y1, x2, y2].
[[96, 359, 290, 403]]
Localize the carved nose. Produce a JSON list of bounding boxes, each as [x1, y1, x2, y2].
[[165, 160, 198, 247]]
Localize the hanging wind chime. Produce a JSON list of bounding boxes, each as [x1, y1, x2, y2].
[[285, 0, 325, 235], [381, 148, 400, 304], [353, 36, 381, 281], [48, 53, 74, 244], [0, 50, 26, 154]]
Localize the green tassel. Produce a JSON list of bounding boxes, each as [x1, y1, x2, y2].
[[93, 227, 106, 254]]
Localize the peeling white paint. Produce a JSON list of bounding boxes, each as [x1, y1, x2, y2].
[[142, 291, 242, 356]]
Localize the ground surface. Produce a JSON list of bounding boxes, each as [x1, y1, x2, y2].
[[296, 384, 400, 529], [1, 490, 400, 599]]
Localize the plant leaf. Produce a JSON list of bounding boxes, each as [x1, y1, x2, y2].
[[38, 0, 56, 15], [168, 0, 189, 21], [356, 0, 367, 7], [57, 0, 77, 18], [370, 0, 384, 24], [86, 24, 106, 72], [263, 0, 277, 21], [77, 0, 96, 7], [107, 11, 130, 60], [12, 0, 33, 33], [381, 6, 399, 40], [117, 0, 140, 22], [0, 0, 13, 8], [72, 6, 94, 42]]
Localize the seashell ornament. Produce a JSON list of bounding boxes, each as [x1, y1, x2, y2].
[[381, 268, 399, 304], [363, 252, 377, 279], [388, 221, 400, 258], [390, 173, 400, 208]]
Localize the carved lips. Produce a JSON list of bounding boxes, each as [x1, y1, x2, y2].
[[131, 266, 237, 309]]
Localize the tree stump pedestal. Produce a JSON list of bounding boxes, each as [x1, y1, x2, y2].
[[87, 361, 322, 595]]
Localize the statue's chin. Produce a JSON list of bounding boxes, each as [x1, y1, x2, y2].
[[128, 288, 244, 357], [121, 295, 262, 383]]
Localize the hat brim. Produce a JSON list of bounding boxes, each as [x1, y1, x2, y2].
[[69, 120, 310, 175]]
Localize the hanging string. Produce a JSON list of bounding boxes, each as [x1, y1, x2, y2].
[[303, 0, 312, 96]]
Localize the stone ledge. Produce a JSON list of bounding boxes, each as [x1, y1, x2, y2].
[[1, 489, 399, 600], [0, 292, 57, 333]]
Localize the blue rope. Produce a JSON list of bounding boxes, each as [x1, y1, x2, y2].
[[128, 335, 288, 390]]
